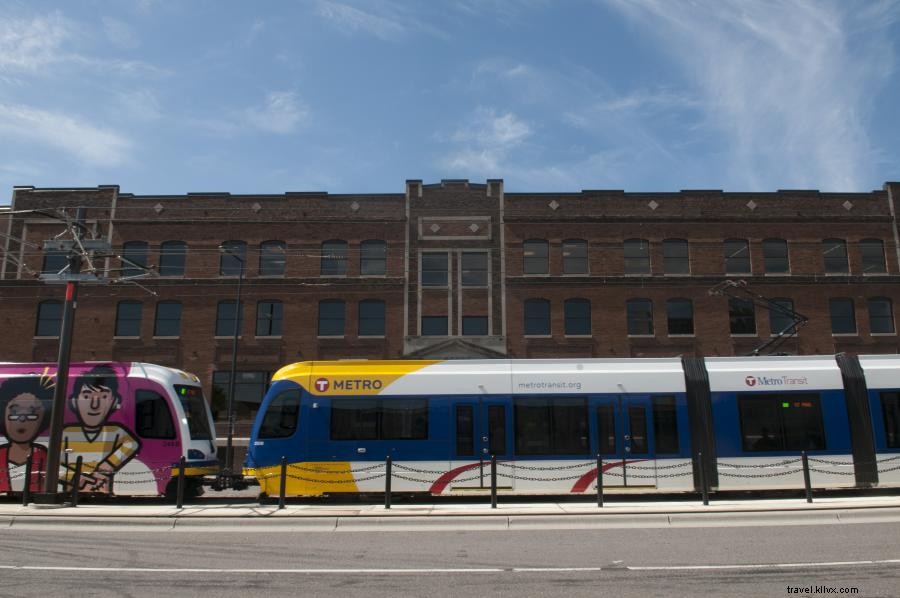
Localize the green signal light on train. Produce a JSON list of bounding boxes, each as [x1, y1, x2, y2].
[[782, 402, 790, 408]]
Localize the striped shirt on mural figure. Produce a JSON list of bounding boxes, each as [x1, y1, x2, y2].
[[62, 365, 141, 494]]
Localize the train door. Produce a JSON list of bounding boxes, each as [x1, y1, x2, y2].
[[449, 400, 513, 490], [593, 395, 657, 487]]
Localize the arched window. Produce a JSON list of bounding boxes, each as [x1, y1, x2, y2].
[[159, 241, 186, 277], [624, 239, 650, 274], [762, 239, 789, 274], [524, 298, 551, 335], [219, 240, 246, 276], [115, 300, 143, 337], [663, 239, 689, 275], [321, 240, 347, 276], [121, 241, 149, 277], [823, 239, 849, 274], [154, 301, 182, 337], [523, 239, 549, 275], [724, 239, 751, 274], [666, 298, 694, 335], [360, 240, 387, 276], [259, 241, 286, 277], [770, 298, 797, 335], [35, 300, 63, 337], [318, 299, 345, 336], [564, 298, 591, 335], [868, 297, 894, 334], [358, 300, 386, 336], [626, 299, 653, 335], [41, 247, 68, 275], [256, 300, 283, 336], [861, 239, 887, 274], [215, 300, 243, 337], [829, 298, 856, 334], [562, 240, 588, 274], [728, 298, 756, 335]]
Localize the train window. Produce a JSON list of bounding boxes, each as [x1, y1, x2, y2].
[[628, 406, 648, 453], [514, 397, 588, 456], [597, 406, 616, 455], [881, 393, 900, 449], [259, 389, 300, 439], [456, 405, 475, 456], [488, 405, 507, 456], [652, 396, 680, 454], [331, 399, 378, 440], [174, 385, 212, 440], [738, 394, 825, 452], [380, 398, 428, 440], [135, 390, 176, 439]]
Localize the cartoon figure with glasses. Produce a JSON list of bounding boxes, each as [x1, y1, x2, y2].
[[0, 376, 52, 494], [62, 365, 140, 494]]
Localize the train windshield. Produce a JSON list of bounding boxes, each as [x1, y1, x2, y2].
[[174, 385, 213, 440]]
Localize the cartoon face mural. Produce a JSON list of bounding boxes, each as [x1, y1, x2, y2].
[[0, 376, 52, 494], [62, 364, 141, 494]]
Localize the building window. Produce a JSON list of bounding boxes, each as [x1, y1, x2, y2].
[[215, 300, 243, 337], [523, 239, 549, 275], [861, 239, 887, 274], [626, 299, 654, 335], [41, 246, 68, 275], [211, 371, 269, 435], [259, 241, 286, 277], [738, 394, 825, 452], [114, 300, 142, 337], [663, 239, 690, 275], [564, 298, 591, 336], [462, 316, 488, 336], [724, 239, 751, 274], [666, 298, 694, 335], [158, 241, 186, 277], [514, 397, 588, 456], [868, 298, 895, 334], [358, 299, 385, 336], [321, 240, 347, 276], [461, 252, 488, 286], [624, 239, 650, 275], [562, 239, 588, 274], [360, 240, 387, 276], [729, 298, 756, 335], [219, 240, 246, 276], [153, 301, 182, 337], [762, 238, 789, 274], [823, 239, 849, 274], [421, 252, 448, 286], [318, 299, 345, 336], [421, 316, 448, 336], [829, 298, 856, 334], [35, 300, 62, 337], [770, 298, 797, 335], [524, 298, 551, 336], [121, 241, 149, 278], [256, 300, 283, 336]]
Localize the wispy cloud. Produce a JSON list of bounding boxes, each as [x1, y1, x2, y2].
[[0, 12, 70, 71], [0, 104, 132, 167], [441, 108, 532, 173], [245, 91, 308, 134], [605, 0, 898, 191], [315, 1, 406, 40]]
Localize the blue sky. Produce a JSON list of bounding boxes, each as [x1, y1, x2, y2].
[[0, 0, 898, 200]]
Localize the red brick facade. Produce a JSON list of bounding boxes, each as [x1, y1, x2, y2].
[[3, 179, 900, 413]]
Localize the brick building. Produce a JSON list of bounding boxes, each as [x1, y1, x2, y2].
[[2, 179, 899, 433]]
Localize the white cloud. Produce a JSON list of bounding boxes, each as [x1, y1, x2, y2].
[[0, 12, 70, 71], [605, 0, 898, 191], [441, 108, 532, 174], [245, 92, 308, 134], [0, 104, 132, 167], [315, 1, 406, 40]]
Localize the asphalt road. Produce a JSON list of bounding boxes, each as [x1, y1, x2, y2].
[[1, 522, 898, 597]]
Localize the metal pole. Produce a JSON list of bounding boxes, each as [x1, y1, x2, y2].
[[490, 455, 497, 509], [176, 456, 186, 509], [384, 456, 392, 510], [699, 450, 709, 506], [71, 456, 83, 508], [22, 451, 34, 506], [278, 456, 287, 510], [801, 451, 813, 503], [596, 454, 603, 508], [39, 207, 86, 503], [224, 252, 244, 483]]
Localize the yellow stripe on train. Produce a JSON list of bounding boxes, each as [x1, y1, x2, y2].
[[246, 462, 359, 496], [273, 360, 441, 396]]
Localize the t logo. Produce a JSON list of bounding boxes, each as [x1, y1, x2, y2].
[[315, 378, 330, 392], [745, 376, 757, 387]]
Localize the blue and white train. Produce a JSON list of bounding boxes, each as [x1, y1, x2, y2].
[[243, 355, 900, 496]]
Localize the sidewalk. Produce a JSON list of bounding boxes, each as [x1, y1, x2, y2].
[[2, 494, 900, 530]]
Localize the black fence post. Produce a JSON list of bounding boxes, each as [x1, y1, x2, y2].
[[384, 456, 392, 510], [71, 456, 83, 508], [278, 457, 287, 510], [22, 451, 34, 507], [801, 451, 813, 503], [176, 456, 186, 509], [698, 451, 709, 506], [490, 455, 497, 509], [596, 454, 603, 508]]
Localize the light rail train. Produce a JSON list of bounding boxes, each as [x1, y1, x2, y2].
[[243, 355, 900, 496]]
